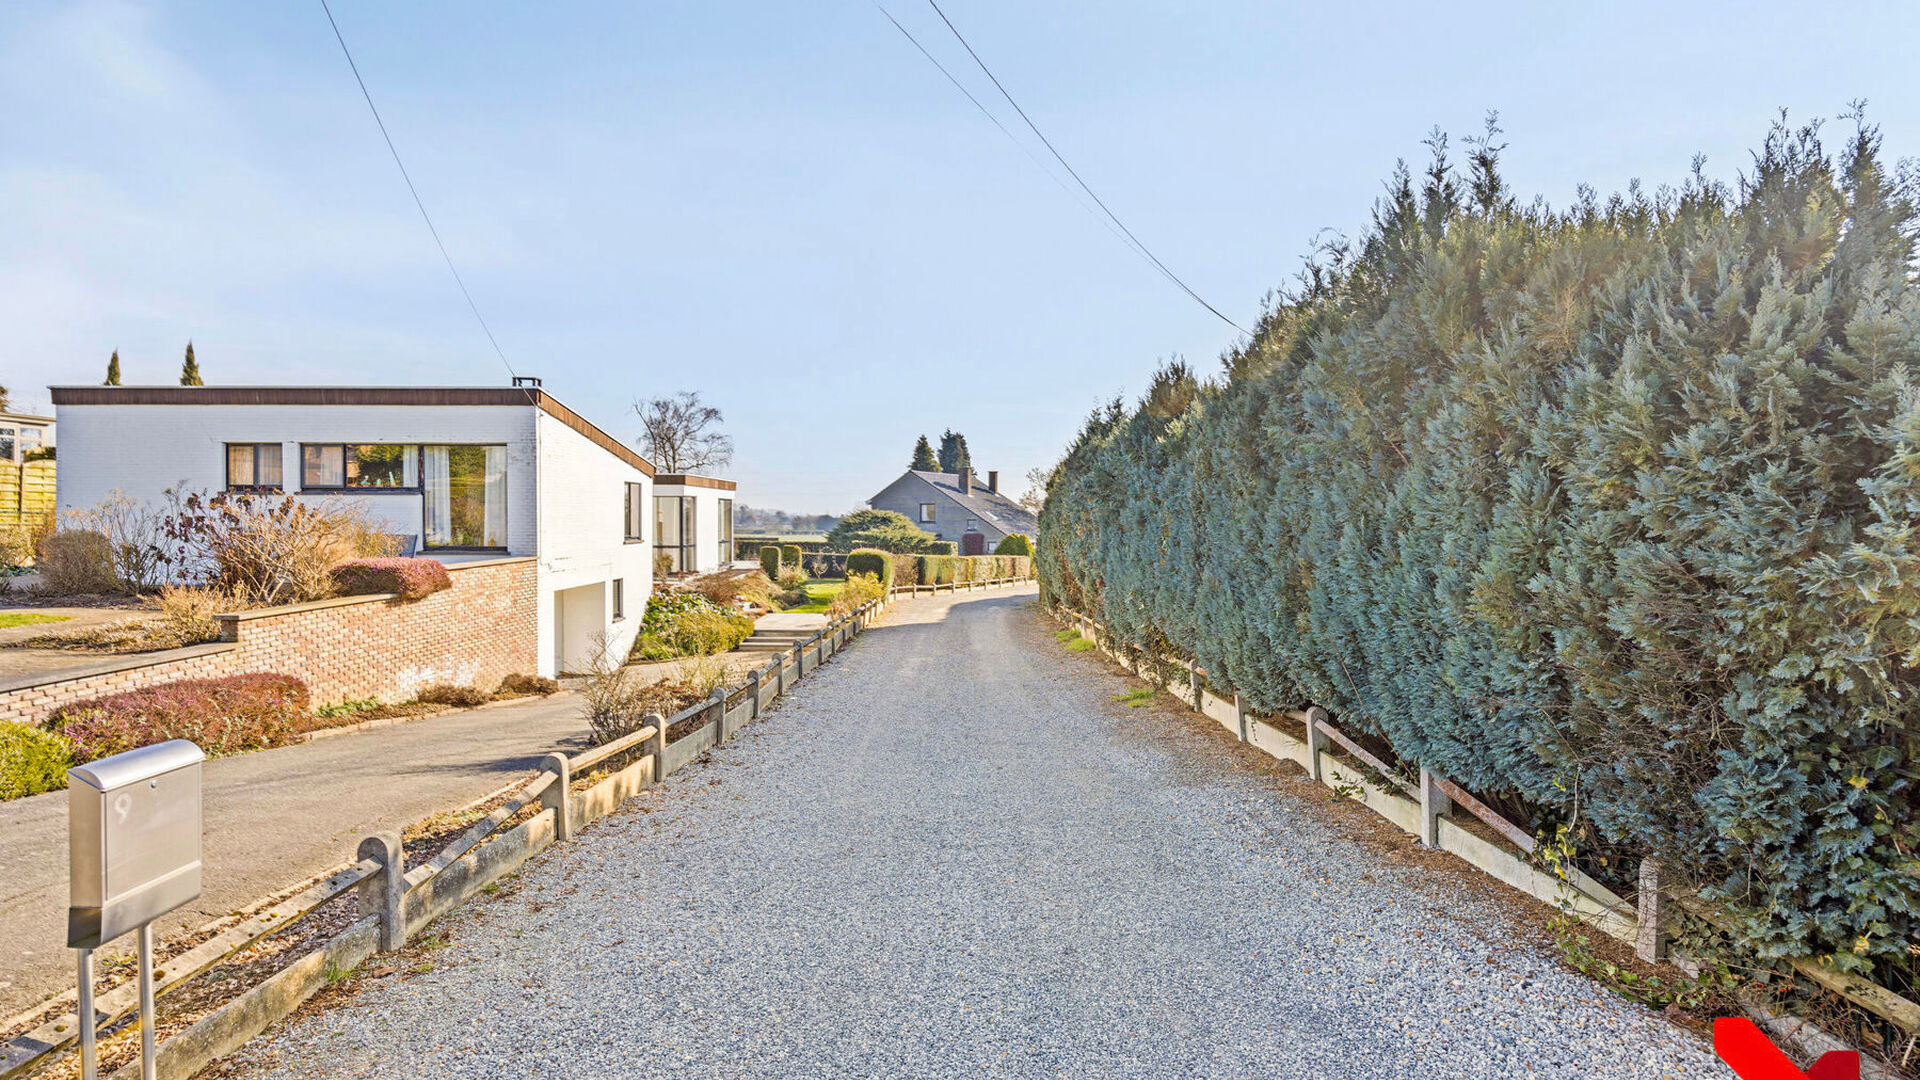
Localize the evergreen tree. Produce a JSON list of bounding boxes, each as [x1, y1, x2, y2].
[[0, 385, 9, 412], [910, 435, 938, 471], [179, 341, 203, 386], [937, 430, 973, 474], [104, 350, 121, 386]]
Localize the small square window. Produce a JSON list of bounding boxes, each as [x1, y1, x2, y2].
[[919, 502, 936, 523], [227, 443, 284, 490]]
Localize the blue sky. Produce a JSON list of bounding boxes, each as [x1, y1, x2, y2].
[[5, 1, 1918, 513]]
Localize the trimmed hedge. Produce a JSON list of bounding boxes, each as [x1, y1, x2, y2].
[[1038, 118, 1920, 973], [760, 546, 783, 577], [48, 674, 313, 762], [992, 533, 1034, 556], [1, 723, 74, 800], [330, 557, 452, 600], [845, 549, 894, 593], [909, 554, 1026, 585], [780, 544, 804, 570]]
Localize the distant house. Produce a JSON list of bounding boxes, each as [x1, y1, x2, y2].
[[0, 411, 54, 463], [867, 468, 1036, 554], [52, 383, 657, 676], [653, 473, 736, 574]]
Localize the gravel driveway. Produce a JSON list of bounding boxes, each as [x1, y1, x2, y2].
[[225, 587, 1717, 1079]]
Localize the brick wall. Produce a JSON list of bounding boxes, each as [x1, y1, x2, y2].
[[0, 557, 539, 726]]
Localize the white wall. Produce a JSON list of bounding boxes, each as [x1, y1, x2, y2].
[[53, 403, 541, 555], [534, 410, 653, 675]]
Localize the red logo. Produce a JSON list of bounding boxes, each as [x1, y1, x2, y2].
[[1714, 1018, 1859, 1080]]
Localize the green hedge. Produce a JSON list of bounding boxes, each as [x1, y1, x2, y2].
[[760, 546, 782, 577], [1038, 118, 1920, 975], [846, 549, 894, 593], [910, 554, 1025, 586], [1, 723, 74, 801], [992, 533, 1034, 556], [780, 544, 803, 570]]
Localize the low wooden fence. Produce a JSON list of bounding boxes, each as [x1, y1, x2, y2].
[[0, 460, 52, 551], [0, 598, 887, 1080], [887, 574, 1030, 598], [1054, 605, 1920, 1045]]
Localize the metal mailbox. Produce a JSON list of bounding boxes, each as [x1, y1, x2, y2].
[[67, 739, 205, 949]]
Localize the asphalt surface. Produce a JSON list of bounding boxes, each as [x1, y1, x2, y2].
[[0, 694, 592, 1018], [224, 587, 1717, 1079]]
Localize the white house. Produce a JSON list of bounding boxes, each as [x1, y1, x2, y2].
[[652, 474, 736, 574], [50, 383, 660, 676]]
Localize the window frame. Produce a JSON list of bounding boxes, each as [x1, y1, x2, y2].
[[654, 494, 697, 573], [297, 443, 422, 493], [420, 443, 509, 552], [718, 497, 734, 560], [919, 502, 936, 523], [225, 442, 285, 492], [624, 482, 646, 543], [612, 578, 626, 621]]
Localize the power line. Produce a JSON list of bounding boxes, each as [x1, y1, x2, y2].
[[317, 0, 517, 380], [923, 0, 1249, 336], [874, 4, 1147, 261]]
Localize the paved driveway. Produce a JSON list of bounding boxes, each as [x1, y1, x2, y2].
[[222, 588, 1715, 1079], [0, 695, 592, 1017]]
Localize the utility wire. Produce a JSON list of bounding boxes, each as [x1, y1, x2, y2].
[[875, 4, 1147, 262], [924, 0, 1249, 336], [317, 0, 518, 380]]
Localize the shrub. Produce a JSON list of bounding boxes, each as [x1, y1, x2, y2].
[[498, 673, 560, 696], [636, 593, 755, 659], [780, 544, 803, 569], [929, 541, 957, 555], [824, 510, 948, 553], [917, 555, 957, 585], [330, 558, 453, 600], [415, 682, 492, 708], [760, 546, 783, 577], [1, 722, 74, 800], [845, 549, 893, 593], [64, 491, 167, 592], [993, 534, 1033, 557], [159, 489, 396, 604], [775, 564, 808, 591], [48, 673, 312, 761], [696, 570, 776, 609], [1038, 116, 1920, 974], [37, 530, 119, 594], [828, 572, 884, 619]]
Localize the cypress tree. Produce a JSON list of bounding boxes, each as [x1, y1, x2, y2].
[[910, 435, 937, 471], [937, 430, 973, 474], [104, 350, 121, 386], [179, 341, 203, 386]]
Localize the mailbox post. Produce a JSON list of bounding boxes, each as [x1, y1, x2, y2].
[[67, 739, 205, 1080]]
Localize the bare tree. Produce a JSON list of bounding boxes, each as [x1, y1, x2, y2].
[[634, 391, 733, 474], [1017, 464, 1053, 515]]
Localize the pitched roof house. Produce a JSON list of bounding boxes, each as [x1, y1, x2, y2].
[[867, 468, 1036, 553], [50, 384, 683, 676]]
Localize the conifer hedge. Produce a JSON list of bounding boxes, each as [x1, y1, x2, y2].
[[1038, 116, 1920, 973]]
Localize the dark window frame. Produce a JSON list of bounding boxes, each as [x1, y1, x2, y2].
[[225, 442, 285, 492], [420, 443, 509, 552], [624, 482, 646, 543], [919, 502, 936, 523], [612, 578, 626, 621], [297, 443, 423, 493]]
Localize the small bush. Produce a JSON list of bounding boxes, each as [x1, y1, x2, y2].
[[160, 489, 397, 604], [828, 572, 884, 619], [667, 609, 755, 655], [49, 673, 312, 762], [845, 549, 893, 593], [993, 534, 1034, 557], [415, 682, 491, 708], [654, 549, 674, 577], [65, 492, 167, 592], [498, 673, 560, 696], [695, 570, 775, 609], [1, 722, 74, 800], [330, 558, 452, 600], [674, 654, 730, 696], [780, 544, 803, 570], [775, 564, 808, 590], [760, 546, 783, 576], [37, 530, 119, 594]]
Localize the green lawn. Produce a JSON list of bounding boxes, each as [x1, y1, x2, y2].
[[0, 612, 70, 630], [781, 578, 844, 614]]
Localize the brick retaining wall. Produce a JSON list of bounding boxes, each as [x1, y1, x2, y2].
[[0, 557, 538, 726]]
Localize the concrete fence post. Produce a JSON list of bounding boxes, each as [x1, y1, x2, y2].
[[540, 752, 572, 842], [1636, 858, 1669, 963], [1189, 668, 1203, 711], [778, 649, 790, 693], [1418, 767, 1452, 849], [356, 831, 406, 953], [645, 711, 667, 783], [1234, 693, 1249, 742], [1304, 706, 1330, 782], [709, 688, 727, 742]]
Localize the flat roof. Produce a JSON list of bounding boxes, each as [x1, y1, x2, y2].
[[654, 473, 737, 491], [48, 385, 655, 477]]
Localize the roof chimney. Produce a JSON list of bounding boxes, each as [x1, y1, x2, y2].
[[958, 468, 972, 495], [987, 470, 999, 494]]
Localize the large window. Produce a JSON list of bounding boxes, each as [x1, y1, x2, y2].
[[624, 483, 645, 542], [919, 502, 936, 523], [226, 443, 284, 490], [0, 428, 13, 463], [423, 445, 506, 549], [301, 444, 419, 490], [718, 498, 734, 562], [655, 495, 696, 573]]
